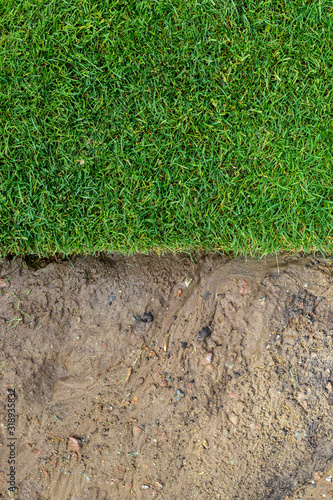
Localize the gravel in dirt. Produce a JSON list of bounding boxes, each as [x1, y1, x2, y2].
[[1, 252, 333, 499]]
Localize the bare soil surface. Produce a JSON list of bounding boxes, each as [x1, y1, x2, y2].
[[1, 252, 333, 500]]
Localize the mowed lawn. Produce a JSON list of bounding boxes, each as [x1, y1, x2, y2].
[[1, 0, 333, 256]]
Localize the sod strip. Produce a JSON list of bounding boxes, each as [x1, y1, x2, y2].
[[1, 0, 333, 255]]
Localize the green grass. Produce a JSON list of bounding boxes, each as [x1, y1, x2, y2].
[[1, 0, 333, 256]]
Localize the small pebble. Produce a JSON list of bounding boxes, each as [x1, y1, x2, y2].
[[133, 425, 142, 436], [184, 277, 192, 287], [202, 439, 209, 449], [203, 352, 213, 365], [174, 389, 185, 401], [108, 293, 116, 305], [69, 436, 82, 449], [229, 413, 238, 426]]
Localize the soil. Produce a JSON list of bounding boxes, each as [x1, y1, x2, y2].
[[1, 252, 333, 500]]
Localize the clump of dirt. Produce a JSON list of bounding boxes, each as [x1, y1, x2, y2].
[[1, 252, 333, 499]]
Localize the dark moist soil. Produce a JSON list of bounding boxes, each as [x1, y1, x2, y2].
[[1, 252, 333, 500]]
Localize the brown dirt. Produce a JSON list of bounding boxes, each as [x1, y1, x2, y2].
[[1, 252, 333, 500]]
